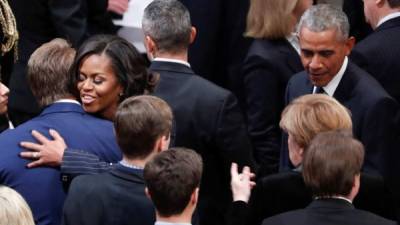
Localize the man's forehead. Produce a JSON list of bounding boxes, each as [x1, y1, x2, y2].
[[299, 27, 343, 48]]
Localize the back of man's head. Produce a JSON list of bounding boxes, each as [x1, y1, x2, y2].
[[298, 4, 350, 41], [302, 130, 364, 198], [114, 95, 173, 159], [144, 148, 203, 217], [388, 0, 400, 8], [142, 0, 192, 54], [27, 38, 76, 107]]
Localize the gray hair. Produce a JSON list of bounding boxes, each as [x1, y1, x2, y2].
[[142, 0, 192, 53], [297, 4, 350, 41]]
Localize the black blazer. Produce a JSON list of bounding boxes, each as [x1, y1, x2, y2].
[[151, 60, 256, 225], [242, 38, 303, 176], [261, 199, 396, 225], [226, 171, 396, 225], [62, 164, 155, 225], [351, 16, 400, 104], [8, 0, 88, 115], [281, 61, 400, 178]]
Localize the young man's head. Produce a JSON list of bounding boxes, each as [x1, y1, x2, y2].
[[142, 0, 196, 59], [363, 0, 400, 29], [114, 95, 173, 160], [144, 148, 202, 221], [27, 38, 76, 107], [302, 130, 364, 201]]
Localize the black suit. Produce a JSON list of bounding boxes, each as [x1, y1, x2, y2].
[[8, 0, 88, 122], [151, 60, 256, 225], [179, 0, 251, 93], [226, 172, 396, 225], [62, 164, 155, 225], [261, 199, 396, 225], [242, 39, 303, 175], [351, 16, 400, 104], [282, 61, 400, 178]]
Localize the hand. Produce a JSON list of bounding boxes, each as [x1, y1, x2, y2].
[[230, 163, 256, 203], [107, 0, 129, 15], [19, 129, 67, 168]]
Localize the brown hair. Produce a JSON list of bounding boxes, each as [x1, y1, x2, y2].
[[114, 95, 172, 159], [302, 130, 364, 197], [388, 0, 400, 8], [245, 0, 298, 39], [27, 38, 75, 107], [144, 148, 202, 216], [280, 94, 352, 149]]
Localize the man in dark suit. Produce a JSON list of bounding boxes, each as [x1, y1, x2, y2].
[[62, 95, 172, 225], [142, 1, 256, 225], [281, 5, 399, 180], [0, 39, 121, 225], [263, 130, 396, 225], [144, 148, 202, 225], [350, 0, 400, 103]]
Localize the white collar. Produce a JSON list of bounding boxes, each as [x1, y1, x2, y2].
[[313, 57, 348, 97], [54, 99, 81, 105], [286, 32, 300, 55], [377, 12, 400, 28], [315, 196, 353, 204], [153, 58, 191, 68]]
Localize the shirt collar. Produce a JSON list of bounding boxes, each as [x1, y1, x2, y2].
[[153, 58, 191, 68], [155, 221, 191, 225], [377, 12, 400, 28], [54, 99, 81, 105], [313, 57, 348, 97], [286, 32, 300, 55], [314, 196, 353, 204]]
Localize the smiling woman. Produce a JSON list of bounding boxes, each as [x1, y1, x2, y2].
[[69, 35, 158, 120]]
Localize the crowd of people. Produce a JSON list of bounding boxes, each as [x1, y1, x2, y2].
[[0, 0, 400, 225]]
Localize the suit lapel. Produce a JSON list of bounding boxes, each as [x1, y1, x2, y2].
[[333, 63, 355, 103]]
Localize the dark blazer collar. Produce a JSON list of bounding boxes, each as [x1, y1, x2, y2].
[[39, 102, 85, 117], [376, 15, 400, 32], [150, 60, 195, 75], [110, 163, 145, 184], [308, 198, 354, 210], [276, 38, 303, 73], [333, 61, 357, 103]]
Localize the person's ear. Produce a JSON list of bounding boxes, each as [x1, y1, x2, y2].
[[190, 187, 199, 205], [344, 36, 356, 55], [144, 35, 157, 59], [145, 187, 152, 200], [190, 27, 197, 44]]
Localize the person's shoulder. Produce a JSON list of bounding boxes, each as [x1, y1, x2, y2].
[[261, 209, 304, 225], [69, 172, 112, 193], [351, 208, 397, 225]]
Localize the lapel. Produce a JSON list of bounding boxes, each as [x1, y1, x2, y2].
[[110, 164, 145, 184], [149, 61, 195, 75], [375, 16, 400, 33], [277, 39, 303, 73], [333, 62, 356, 103], [39, 102, 85, 117]]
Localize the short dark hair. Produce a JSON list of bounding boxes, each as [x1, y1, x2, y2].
[[142, 0, 192, 54], [144, 148, 203, 217], [302, 130, 364, 197], [114, 95, 172, 159], [28, 38, 75, 107], [69, 35, 157, 101], [388, 0, 400, 8]]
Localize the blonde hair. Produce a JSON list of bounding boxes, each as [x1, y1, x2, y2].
[[0, 0, 18, 57], [245, 0, 298, 39], [280, 94, 352, 148], [0, 186, 35, 225]]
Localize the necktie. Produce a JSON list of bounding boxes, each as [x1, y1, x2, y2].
[[314, 86, 326, 94]]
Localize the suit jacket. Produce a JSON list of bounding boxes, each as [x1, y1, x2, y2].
[[179, 0, 251, 94], [0, 102, 121, 225], [226, 171, 396, 225], [343, 0, 372, 42], [151, 60, 256, 225], [281, 61, 400, 178], [8, 0, 88, 115], [62, 164, 155, 225], [351, 16, 400, 104], [242, 38, 303, 176], [261, 199, 396, 225]]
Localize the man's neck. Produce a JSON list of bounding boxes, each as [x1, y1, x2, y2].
[[376, 9, 400, 28]]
